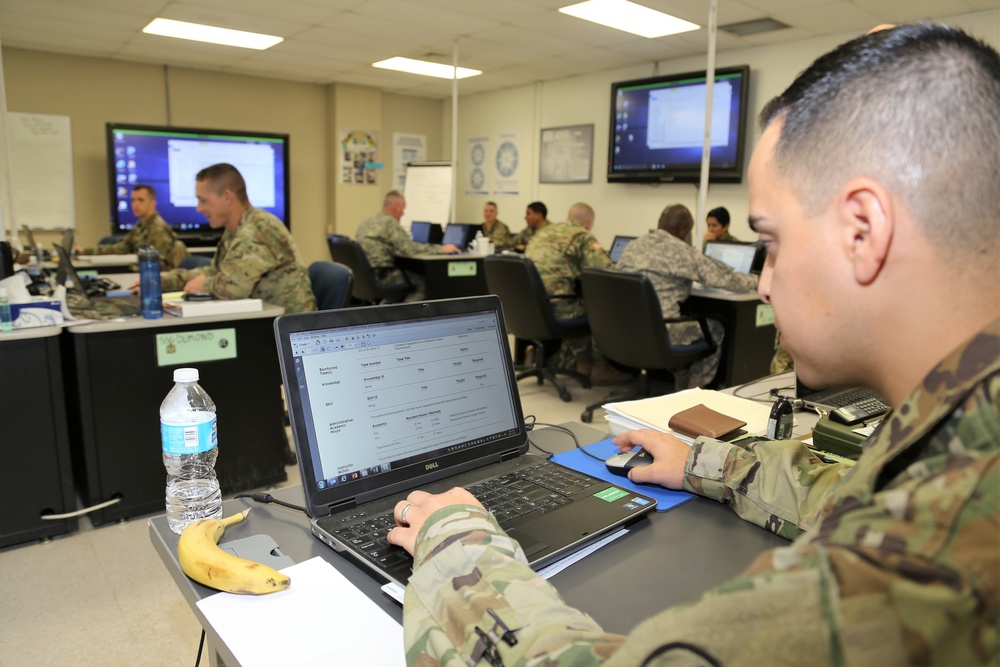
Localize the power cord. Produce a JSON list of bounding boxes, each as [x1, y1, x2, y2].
[[232, 492, 308, 515], [641, 641, 723, 667], [523, 415, 605, 461]]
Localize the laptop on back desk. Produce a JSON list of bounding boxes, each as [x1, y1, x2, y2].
[[274, 296, 657, 586]]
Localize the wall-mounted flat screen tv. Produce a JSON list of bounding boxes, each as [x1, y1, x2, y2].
[[608, 65, 750, 184], [106, 123, 290, 242]]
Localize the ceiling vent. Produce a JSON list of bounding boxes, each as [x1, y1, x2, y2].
[[719, 18, 791, 36]]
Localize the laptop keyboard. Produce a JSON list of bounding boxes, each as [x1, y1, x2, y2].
[[330, 461, 600, 579], [824, 388, 890, 413]]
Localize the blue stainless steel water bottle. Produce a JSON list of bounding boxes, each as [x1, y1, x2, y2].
[[138, 244, 163, 319]]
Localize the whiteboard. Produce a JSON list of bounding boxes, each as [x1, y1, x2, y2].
[[9, 112, 76, 230], [400, 162, 452, 231]]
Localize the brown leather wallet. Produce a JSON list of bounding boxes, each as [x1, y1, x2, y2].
[[668, 403, 747, 439]]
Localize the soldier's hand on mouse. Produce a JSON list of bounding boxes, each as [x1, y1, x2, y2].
[[611, 429, 690, 488], [386, 487, 485, 556]]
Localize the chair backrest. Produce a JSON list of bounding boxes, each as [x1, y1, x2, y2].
[[308, 261, 353, 310], [483, 255, 588, 342], [326, 234, 408, 304], [580, 267, 708, 372]]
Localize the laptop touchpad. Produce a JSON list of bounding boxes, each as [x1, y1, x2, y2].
[[507, 529, 549, 559]]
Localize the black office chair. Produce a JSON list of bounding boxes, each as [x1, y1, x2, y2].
[[579, 267, 717, 422], [326, 234, 410, 305], [483, 255, 591, 402], [308, 261, 353, 310]]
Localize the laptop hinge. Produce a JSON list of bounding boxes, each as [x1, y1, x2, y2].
[[317, 498, 358, 518], [500, 448, 521, 463]]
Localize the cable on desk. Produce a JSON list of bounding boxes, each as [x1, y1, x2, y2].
[[524, 416, 605, 461], [40, 497, 121, 520], [195, 629, 205, 667], [232, 492, 307, 515], [731, 370, 793, 404], [641, 641, 723, 667]]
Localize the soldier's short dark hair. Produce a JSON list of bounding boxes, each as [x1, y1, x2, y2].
[[197, 164, 249, 205], [527, 201, 547, 218], [133, 184, 156, 199], [658, 204, 694, 235], [486, 201, 497, 209], [760, 23, 1000, 274], [707, 206, 730, 227]]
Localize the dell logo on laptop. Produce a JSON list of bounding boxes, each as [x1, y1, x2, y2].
[[425, 462, 439, 471]]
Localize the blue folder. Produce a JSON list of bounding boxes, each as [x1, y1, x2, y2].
[[550, 438, 694, 512]]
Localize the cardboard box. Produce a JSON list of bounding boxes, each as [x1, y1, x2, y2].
[[10, 299, 63, 328]]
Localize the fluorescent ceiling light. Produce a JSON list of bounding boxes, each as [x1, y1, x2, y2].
[[143, 18, 283, 50], [559, 0, 699, 39], [373, 57, 482, 80]]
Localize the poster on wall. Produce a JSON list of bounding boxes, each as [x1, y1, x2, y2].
[[465, 136, 491, 195], [340, 130, 379, 185], [539, 124, 594, 184], [492, 132, 520, 196], [393, 133, 426, 191]]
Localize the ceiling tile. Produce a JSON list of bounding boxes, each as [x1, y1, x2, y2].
[[41, 0, 166, 13], [351, 0, 496, 34], [506, 11, 643, 47], [606, 38, 706, 61], [396, 0, 546, 24], [320, 10, 454, 43], [0, 11, 136, 42], [740, 0, 834, 13], [0, 26, 122, 57], [741, 26, 816, 45], [115, 34, 252, 67], [158, 2, 310, 36], [169, 0, 345, 25], [464, 24, 586, 56], [852, 0, 976, 23], [643, 0, 765, 26], [773, 2, 884, 35], [0, 0, 148, 29]]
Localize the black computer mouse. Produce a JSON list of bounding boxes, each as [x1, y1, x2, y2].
[[605, 448, 654, 477]]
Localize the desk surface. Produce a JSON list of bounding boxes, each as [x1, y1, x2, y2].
[[150, 422, 788, 666]]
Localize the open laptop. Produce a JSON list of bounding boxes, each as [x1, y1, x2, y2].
[[441, 223, 480, 249], [274, 296, 657, 586], [796, 376, 890, 424], [410, 221, 443, 244], [20, 225, 42, 260], [705, 240, 765, 275], [53, 244, 140, 319], [609, 235, 636, 263]]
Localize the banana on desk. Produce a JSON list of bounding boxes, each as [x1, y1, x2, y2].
[[177, 508, 291, 595]]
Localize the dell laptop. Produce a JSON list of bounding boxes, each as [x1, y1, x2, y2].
[[796, 376, 890, 424], [53, 244, 140, 319], [609, 235, 636, 263], [274, 296, 657, 586], [410, 221, 444, 244], [704, 241, 765, 275]]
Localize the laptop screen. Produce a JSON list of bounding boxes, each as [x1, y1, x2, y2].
[[442, 223, 477, 247], [410, 221, 432, 243], [705, 241, 758, 274], [609, 235, 636, 263], [280, 300, 524, 507]]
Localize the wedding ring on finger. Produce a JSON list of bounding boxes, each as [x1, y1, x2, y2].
[[400, 502, 415, 525]]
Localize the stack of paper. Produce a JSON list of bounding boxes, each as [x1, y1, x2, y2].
[[163, 297, 262, 318], [604, 388, 773, 442]]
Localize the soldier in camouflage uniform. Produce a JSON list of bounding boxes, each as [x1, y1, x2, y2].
[[78, 185, 188, 270], [511, 201, 551, 251], [159, 164, 315, 313], [617, 203, 758, 388], [384, 24, 1000, 667], [356, 191, 461, 301], [481, 201, 513, 250]]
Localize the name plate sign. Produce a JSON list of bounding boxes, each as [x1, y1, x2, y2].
[[156, 328, 238, 366]]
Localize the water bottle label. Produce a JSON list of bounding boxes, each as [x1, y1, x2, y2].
[[161, 416, 217, 455]]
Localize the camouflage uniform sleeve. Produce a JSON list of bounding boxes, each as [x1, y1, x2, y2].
[[404, 505, 625, 666], [695, 254, 758, 292], [203, 230, 274, 299], [144, 221, 179, 266], [488, 221, 513, 250], [388, 220, 445, 257], [160, 267, 208, 292], [682, 436, 852, 539], [94, 227, 138, 255], [577, 232, 613, 269]]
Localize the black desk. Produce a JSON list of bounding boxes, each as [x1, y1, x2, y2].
[[0, 326, 77, 547], [150, 422, 787, 665], [686, 288, 776, 387], [65, 305, 289, 526], [394, 254, 488, 300]]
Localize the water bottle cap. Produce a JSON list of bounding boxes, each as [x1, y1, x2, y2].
[[173, 368, 199, 383]]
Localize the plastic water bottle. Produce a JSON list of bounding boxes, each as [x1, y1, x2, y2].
[[27, 255, 41, 278], [0, 287, 13, 332], [138, 244, 163, 319], [161, 368, 223, 534]]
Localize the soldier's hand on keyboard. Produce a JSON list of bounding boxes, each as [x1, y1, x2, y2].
[[387, 488, 485, 556], [611, 429, 689, 488]]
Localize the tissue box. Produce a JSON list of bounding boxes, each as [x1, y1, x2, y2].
[[10, 299, 64, 328]]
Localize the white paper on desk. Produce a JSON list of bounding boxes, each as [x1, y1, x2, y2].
[[196, 557, 404, 666], [604, 388, 773, 438]]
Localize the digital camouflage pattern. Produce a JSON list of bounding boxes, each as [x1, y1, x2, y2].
[[524, 220, 612, 320], [83, 213, 188, 270], [617, 230, 758, 387], [482, 219, 513, 250], [401, 321, 999, 667], [161, 207, 315, 313], [511, 219, 550, 250]]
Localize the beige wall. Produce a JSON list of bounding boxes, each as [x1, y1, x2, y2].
[[1, 48, 447, 265]]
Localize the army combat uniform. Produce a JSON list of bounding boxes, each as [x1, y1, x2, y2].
[[702, 229, 739, 252], [161, 207, 315, 313], [617, 230, 758, 388], [482, 219, 513, 250], [82, 213, 187, 270], [524, 220, 612, 321], [511, 219, 550, 250], [356, 211, 448, 301], [401, 321, 999, 666]]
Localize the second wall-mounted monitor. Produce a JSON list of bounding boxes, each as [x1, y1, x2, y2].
[[608, 65, 750, 184], [107, 123, 290, 244]]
